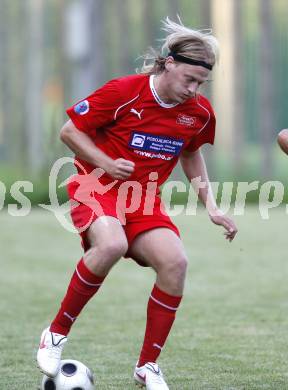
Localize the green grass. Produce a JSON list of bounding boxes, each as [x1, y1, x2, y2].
[[1, 207, 288, 389]]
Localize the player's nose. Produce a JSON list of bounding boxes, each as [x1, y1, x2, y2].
[[187, 82, 199, 96]]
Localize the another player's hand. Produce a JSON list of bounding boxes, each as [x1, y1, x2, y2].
[[104, 158, 135, 180], [209, 209, 238, 242]]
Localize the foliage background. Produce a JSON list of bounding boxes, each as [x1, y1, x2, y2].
[[0, 0, 288, 204]]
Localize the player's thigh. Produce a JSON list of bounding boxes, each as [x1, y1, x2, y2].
[[129, 227, 188, 271], [86, 216, 128, 257]]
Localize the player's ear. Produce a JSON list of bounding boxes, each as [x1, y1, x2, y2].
[[165, 57, 175, 72]]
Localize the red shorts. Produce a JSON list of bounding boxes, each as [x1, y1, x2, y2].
[[67, 180, 180, 256]]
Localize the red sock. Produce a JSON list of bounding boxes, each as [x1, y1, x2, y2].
[[138, 284, 182, 367], [50, 258, 105, 336]]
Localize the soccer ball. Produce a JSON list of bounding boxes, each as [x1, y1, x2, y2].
[[41, 359, 95, 390]]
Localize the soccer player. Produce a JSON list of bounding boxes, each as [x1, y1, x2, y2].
[[37, 18, 237, 389]]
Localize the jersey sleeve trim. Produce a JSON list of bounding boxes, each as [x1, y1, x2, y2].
[[183, 96, 216, 153], [195, 97, 211, 135], [114, 94, 140, 120]]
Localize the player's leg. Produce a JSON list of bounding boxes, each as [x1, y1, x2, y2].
[[37, 216, 128, 377], [50, 216, 128, 334], [130, 227, 187, 295], [129, 228, 187, 388]]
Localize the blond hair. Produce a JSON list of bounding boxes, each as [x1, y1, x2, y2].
[[140, 17, 219, 75]]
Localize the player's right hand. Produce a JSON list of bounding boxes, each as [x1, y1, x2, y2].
[[105, 158, 135, 179], [209, 208, 238, 242]]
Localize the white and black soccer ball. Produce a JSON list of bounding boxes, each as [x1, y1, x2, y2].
[[41, 359, 95, 390]]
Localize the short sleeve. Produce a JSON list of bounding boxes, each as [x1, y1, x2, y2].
[[184, 98, 216, 152], [66, 79, 121, 135]]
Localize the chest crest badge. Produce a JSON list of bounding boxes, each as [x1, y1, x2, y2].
[[176, 114, 196, 127]]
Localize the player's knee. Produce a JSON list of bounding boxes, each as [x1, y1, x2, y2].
[[98, 238, 128, 260], [86, 237, 128, 264], [165, 255, 188, 278]]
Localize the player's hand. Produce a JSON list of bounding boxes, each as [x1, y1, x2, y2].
[[104, 158, 135, 180], [209, 209, 238, 242]]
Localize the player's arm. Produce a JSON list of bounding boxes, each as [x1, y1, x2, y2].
[[180, 148, 237, 241], [277, 129, 288, 154], [60, 119, 134, 180]]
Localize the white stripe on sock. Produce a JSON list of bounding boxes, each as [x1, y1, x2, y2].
[[150, 294, 179, 311], [76, 267, 102, 287]]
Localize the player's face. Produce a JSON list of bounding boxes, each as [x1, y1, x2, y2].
[[165, 61, 210, 103]]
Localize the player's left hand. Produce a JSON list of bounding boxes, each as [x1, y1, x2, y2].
[[209, 209, 238, 242]]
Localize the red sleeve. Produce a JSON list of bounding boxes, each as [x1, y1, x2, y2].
[[184, 96, 216, 152], [66, 78, 121, 135]]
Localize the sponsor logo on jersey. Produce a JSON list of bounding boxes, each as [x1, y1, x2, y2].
[[134, 150, 173, 160], [176, 114, 196, 127], [129, 131, 184, 158], [131, 133, 146, 147], [130, 108, 144, 120], [74, 100, 89, 115]]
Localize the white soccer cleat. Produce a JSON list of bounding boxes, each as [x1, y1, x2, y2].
[[134, 362, 169, 389], [37, 327, 67, 377]]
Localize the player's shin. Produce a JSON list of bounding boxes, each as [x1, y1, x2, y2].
[[50, 258, 106, 335], [137, 284, 182, 367]]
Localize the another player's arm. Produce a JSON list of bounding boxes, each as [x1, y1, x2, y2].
[[180, 149, 237, 241], [277, 129, 288, 154], [60, 119, 134, 179]]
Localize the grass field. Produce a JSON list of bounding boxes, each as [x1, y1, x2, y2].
[[1, 207, 288, 389]]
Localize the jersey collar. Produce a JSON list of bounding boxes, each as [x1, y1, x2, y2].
[[149, 75, 179, 109]]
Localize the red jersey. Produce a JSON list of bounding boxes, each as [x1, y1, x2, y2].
[[66, 74, 215, 189]]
